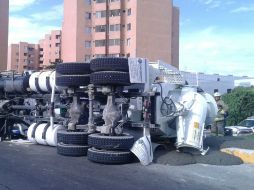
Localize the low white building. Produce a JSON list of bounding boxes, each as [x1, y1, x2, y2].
[[181, 71, 253, 95], [152, 60, 253, 96], [234, 79, 254, 87]]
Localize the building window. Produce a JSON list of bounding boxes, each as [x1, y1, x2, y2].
[[109, 39, 121, 46], [110, 24, 120, 32], [85, 12, 92, 20], [95, 54, 106, 58], [56, 35, 61, 39], [85, 41, 92, 48], [127, 8, 131, 16], [227, 89, 232, 93], [126, 38, 131, 46], [85, 0, 91, 5], [95, 40, 106, 47], [108, 54, 120, 57], [214, 89, 218, 93], [217, 78, 220, 81], [110, 9, 121, 17], [96, 0, 106, 3], [95, 25, 107, 32], [28, 47, 34, 52], [85, 55, 91, 62], [56, 43, 60, 47], [127, 23, 131, 31], [110, 0, 120, 2], [85, 27, 92, 34], [96, 10, 106, 18]]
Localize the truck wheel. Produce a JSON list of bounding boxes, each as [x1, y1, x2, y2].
[[90, 71, 130, 86], [57, 143, 89, 157], [56, 63, 91, 75], [87, 148, 133, 164], [56, 75, 90, 87], [88, 133, 134, 150], [57, 130, 89, 145], [90, 58, 129, 72]]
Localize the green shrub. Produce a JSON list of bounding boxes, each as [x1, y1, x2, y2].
[[222, 87, 254, 125]]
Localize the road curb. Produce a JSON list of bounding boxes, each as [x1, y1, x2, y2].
[[221, 148, 254, 164]]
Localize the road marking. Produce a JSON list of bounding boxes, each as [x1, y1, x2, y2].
[[221, 148, 254, 164]]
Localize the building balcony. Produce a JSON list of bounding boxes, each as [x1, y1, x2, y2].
[[93, 32, 106, 40], [55, 38, 61, 43], [109, 46, 121, 53], [93, 3, 106, 11], [93, 19, 106, 26], [109, 2, 121, 10]]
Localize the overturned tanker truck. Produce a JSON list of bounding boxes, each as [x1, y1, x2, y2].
[[0, 58, 218, 165]]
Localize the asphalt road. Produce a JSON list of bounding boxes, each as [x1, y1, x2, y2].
[[0, 142, 253, 190]]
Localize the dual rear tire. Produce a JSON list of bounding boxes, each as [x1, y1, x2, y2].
[[57, 130, 90, 157], [56, 63, 90, 87], [87, 133, 134, 164]]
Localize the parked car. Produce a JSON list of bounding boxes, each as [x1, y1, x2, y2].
[[225, 117, 254, 136]]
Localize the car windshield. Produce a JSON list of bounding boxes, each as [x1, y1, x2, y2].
[[238, 120, 254, 128]]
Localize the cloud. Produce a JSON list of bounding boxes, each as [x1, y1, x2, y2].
[[9, 2, 63, 45], [197, 0, 235, 8], [9, 0, 38, 12], [8, 16, 61, 44], [31, 4, 63, 21], [179, 26, 254, 76], [204, 0, 213, 5], [231, 6, 254, 13], [180, 18, 191, 27]]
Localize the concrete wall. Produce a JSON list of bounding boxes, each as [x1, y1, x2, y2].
[[62, 0, 79, 62], [171, 6, 179, 68], [0, 0, 9, 71], [7, 44, 19, 71], [136, 0, 174, 65]]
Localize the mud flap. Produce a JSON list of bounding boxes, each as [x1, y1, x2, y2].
[[131, 128, 153, 166]]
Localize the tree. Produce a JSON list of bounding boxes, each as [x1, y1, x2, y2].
[[222, 87, 254, 125]]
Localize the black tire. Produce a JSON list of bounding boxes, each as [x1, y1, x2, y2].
[[57, 143, 89, 157], [90, 71, 130, 86], [56, 75, 90, 87], [88, 133, 134, 150], [57, 130, 89, 145], [87, 148, 132, 164], [56, 63, 91, 75], [90, 58, 129, 72]]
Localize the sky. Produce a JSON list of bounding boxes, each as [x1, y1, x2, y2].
[[8, 0, 254, 77]]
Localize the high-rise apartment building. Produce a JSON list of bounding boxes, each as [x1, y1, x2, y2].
[[0, 0, 9, 71], [62, 0, 179, 68], [7, 42, 40, 73], [39, 30, 62, 68], [8, 30, 61, 73]]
